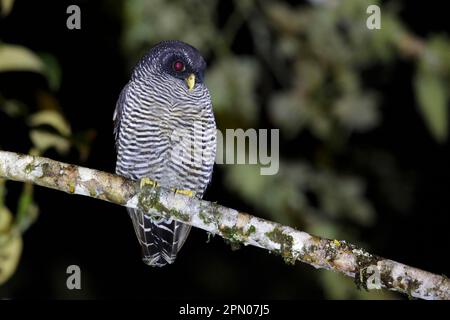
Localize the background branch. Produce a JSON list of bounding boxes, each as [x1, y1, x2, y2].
[[0, 150, 448, 300]]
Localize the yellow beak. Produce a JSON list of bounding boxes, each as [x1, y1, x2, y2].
[[185, 73, 196, 91]]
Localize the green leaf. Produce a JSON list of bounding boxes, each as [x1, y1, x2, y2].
[[0, 206, 10, 232], [0, 206, 23, 286], [39, 53, 62, 91], [0, 99, 28, 118], [414, 71, 448, 142], [29, 110, 72, 136], [0, 0, 14, 17], [0, 43, 44, 73], [16, 183, 39, 233], [29, 129, 71, 154]]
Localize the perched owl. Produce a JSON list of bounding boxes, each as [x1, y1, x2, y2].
[[113, 41, 216, 267]]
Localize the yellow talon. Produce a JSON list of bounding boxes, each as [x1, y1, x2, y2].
[[140, 177, 158, 188], [173, 188, 195, 197], [139, 179, 194, 197], [333, 239, 341, 246]]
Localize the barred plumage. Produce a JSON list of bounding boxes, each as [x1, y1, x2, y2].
[[114, 41, 216, 267]]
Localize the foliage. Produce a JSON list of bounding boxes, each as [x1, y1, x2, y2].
[[0, 2, 93, 285]]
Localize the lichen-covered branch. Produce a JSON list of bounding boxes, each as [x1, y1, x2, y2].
[[0, 150, 448, 300]]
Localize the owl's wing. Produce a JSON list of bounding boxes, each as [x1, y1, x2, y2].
[[113, 83, 129, 149]]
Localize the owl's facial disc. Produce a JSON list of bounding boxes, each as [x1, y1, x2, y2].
[[134, 41, 208, 91], [161, 52, 204, 91], [166, 56, 195, 90], [148, 41, 206, 91]]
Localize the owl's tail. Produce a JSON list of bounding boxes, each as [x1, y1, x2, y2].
[[127, 208, 191, 267]]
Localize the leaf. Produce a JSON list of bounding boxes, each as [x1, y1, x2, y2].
[[1, 99, 28, 118], [0, 233, 22, 285], [39, 53, 62, 91], [0, 0, 14, 17], [0, 206, 23, 286], [16, 183, 39, 233], [0, 43, 45, 73], [0, 205, 11, 231], [29, 130, 71, 154], [29, 110, 72, 136], [414, 71, 448, 142]]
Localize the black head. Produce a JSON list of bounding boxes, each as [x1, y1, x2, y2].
[[134, 40, 207, 85]]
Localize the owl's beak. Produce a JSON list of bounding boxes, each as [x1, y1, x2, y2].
[[185, 73, 196, 91]]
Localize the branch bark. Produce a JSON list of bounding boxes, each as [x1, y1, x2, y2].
[[0, 150, 448, 300]]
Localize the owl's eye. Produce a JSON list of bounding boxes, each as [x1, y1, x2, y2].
[[173, 60, 185, 72]]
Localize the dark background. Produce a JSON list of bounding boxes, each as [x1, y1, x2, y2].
[[0, 0, 449, 299]]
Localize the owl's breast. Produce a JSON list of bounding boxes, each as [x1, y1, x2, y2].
[[116, 80, 216, 195]]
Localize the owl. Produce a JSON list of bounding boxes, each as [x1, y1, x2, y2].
[[114, 41, 216, 267]]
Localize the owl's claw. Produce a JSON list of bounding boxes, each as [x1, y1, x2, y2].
[[173, 188, 195, 197], [140, 178, 194, 197], [140, 177, 158, 189]]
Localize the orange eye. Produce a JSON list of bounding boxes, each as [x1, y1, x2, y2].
[[173, 60, 185, 72]]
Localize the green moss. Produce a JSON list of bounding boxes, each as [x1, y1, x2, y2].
[[219, 226, 243, 250], [247, 225, 256, 235], [298, 243, 319, 266], [323, 242, 340, 264], [169, 208, 190, 222], [88, 185, 97, 197], [404, 278, 421, 299], [24, 163, 35, 174], [219, 224, 256, 251], [138, 186, 190, 223], [138, 185, 159, 212], [199, 210, 214, 225], [265, 227, 295, 265], [354, 250, 378, 270]]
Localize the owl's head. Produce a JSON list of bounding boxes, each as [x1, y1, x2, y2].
[[133, 40, 207, 91]]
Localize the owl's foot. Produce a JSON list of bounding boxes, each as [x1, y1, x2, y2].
[[139, 178, 195, 197], [173, 188, 196, 197], [139, 177, 158, 189]]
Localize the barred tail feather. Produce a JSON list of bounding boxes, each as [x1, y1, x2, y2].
[[127, 208, 191, 267]]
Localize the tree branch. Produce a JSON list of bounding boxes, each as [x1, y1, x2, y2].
[[0, 150, 448, 300]]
